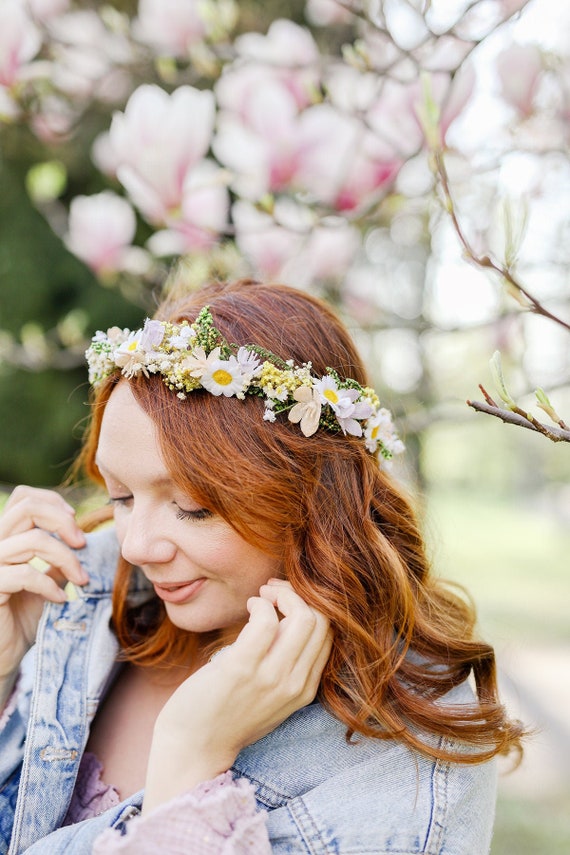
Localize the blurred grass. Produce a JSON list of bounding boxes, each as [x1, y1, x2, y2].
[[425, 488, 570, 855], [425, 488, 570, 644]]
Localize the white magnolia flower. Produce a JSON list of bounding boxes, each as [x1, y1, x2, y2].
[[288, 385, 321, 436]]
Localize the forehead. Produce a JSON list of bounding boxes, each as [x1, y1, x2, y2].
[[96, 382, 168, 482]]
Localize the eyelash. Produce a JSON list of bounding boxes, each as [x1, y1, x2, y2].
[[108, 496, 211, 522], [175, 506, 212, 522]]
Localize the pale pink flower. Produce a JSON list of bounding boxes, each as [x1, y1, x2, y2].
[[496, 44, 543, 117], [214, 78, 307, 197], [235, 18, 318, 67], [215, 19, 320, 128], [27, 0, 70, 22], [305, 0, 354, 26], [133, 0, 208, 58], [44, 10, 133, 102], [147, 160, 229, 255], [0, 1, 41, 88], [103, 84, 216, 224], [215, 91, 359, 201], [367, 69, 475, 155], [234, 201, 360, 287], [64, 192, 141, 276], [233, 201, 304, 279]]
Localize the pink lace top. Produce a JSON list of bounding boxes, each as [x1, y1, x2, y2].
[[63, 752, 121, 825], [63, 752, 270, 854]]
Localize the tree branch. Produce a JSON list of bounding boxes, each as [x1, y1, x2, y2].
[[432, 149, 570, 333], [467, 399, 570, 443]]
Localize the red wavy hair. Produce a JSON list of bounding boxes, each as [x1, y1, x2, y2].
[[78, 278, 524, 763]]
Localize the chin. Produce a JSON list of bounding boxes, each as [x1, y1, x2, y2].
[[164, 603, 246, 635]]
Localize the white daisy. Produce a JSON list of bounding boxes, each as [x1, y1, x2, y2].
[[365, 408, 405, 455], [201, 352, 246, 397]]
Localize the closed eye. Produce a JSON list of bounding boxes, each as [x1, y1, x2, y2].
[[174, 504, 212, 522], [108, 496, 133, 507]]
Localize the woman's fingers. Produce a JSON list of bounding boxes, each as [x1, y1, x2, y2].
[[0, 564, 68, 606], [0, 486, 85, 549], [0, 528, 88, 586], [225, 579, 332, 707]]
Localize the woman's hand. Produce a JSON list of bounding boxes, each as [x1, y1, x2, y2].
[[143, 579, 332, 813], [0, 486, 87, 699]]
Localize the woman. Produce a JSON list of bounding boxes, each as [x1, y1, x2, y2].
[[0, 279, 523, 854]]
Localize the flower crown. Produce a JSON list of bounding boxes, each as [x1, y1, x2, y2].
[[86, 306, 404, 459]]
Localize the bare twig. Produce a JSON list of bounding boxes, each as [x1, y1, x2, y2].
[[432, 149, 570, 333], [467, 398, 570, 443]]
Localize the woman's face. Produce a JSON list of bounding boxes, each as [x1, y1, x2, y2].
[[96, 382, 281, 635]]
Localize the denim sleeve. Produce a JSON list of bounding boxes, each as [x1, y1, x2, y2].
[[21, 797, 143, 855], [263, 744, 497, 855]]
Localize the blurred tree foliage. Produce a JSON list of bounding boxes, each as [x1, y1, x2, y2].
[[0, 149, 142, 486]]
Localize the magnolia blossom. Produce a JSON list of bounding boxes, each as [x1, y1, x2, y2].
[[233, 201, 305, 279], [27, 0, 70, 21], [97, 85, 216, 225], [214, 77, 313, 198], [305, 0, 354, 26], [45, 11, 133, 101], [233, 200, 360, 286], [231, 19, 320, 108], [215, 89, 376, 203], [133, 0, 213, 58], [0, 1, 41, 88], [367, 70, 475, 156], [64, 192, 144, 276], [496, 44, 543, 117]]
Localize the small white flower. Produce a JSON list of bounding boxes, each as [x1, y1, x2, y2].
[[288, 385, 322, 436], [263, 408, 276, 422], [236, 346, 261, 375], [169, 325, 196, 349], [182, 345, 211, 377], [140, 319, 165, 350], [364, 408, 404, 455]]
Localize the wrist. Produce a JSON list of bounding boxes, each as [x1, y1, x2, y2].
[[142, 717, 236, 815]]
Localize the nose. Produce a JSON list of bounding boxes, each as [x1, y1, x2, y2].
[[118, 505, 176, 567]]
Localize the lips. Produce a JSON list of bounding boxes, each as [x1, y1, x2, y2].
[[153, 577, 206, 604]]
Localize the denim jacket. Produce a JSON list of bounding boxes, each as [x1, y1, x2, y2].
[[0, 528, 497, 855]]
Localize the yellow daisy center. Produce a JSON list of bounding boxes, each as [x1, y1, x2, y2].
[[324, 388, 339, 405], [212, 369, 233, 386], [371, 426, 379, 440], [127, 340, 139, 352]]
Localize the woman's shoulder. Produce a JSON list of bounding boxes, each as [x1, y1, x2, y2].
[[235, 694, 497, 854]]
